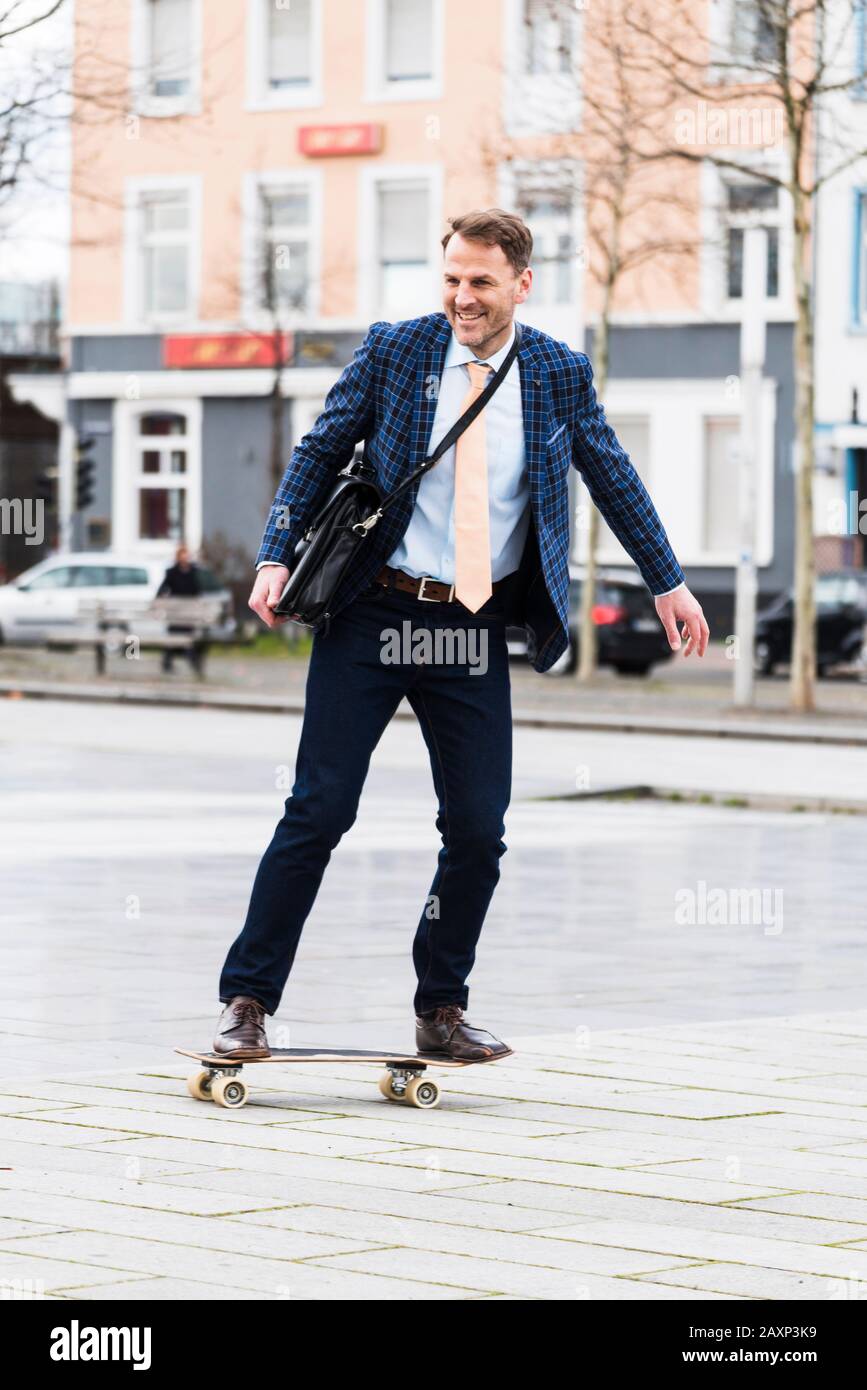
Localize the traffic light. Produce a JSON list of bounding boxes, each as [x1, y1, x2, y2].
[[75, 435, 96, 511]]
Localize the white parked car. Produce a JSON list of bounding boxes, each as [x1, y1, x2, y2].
[[0, 553, 236, 645]]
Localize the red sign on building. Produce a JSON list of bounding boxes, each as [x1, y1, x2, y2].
[[298, 123, 382, 157], [163, 333, 292, 369]]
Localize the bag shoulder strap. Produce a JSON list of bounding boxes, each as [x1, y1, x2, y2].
[[376, 320, 523, 517]]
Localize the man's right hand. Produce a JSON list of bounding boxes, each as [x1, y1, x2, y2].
[[248, 565, 290, 628]]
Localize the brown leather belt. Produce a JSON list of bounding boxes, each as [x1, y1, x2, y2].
[[375, 565, 505, 604]]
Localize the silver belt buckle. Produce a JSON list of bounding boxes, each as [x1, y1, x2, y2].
[[417, 575, 454, 602]]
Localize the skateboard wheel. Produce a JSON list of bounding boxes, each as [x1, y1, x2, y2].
[[378, 1071, 401, 1101], [186, 1069, 214, 1101], [405, 1077, 441, 1109], [211, 1074, 249, 1109]]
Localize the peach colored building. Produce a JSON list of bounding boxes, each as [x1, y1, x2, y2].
[[65, 0, 799, 624]]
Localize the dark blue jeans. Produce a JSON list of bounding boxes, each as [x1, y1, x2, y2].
[[219, 580, 513, 1016]]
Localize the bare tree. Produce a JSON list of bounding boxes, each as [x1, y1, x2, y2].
[[627, 0, 867, 711], [572, 0, 699, 680], [489, 0, 699, 678]]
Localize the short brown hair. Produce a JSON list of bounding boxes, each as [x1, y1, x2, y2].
[[441, 209, 533, 276]]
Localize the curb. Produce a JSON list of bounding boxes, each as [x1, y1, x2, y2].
[[537, 785, 867, 816], [2, 678, 867, 747]]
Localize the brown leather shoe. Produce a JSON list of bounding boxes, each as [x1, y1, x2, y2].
[[214, 996, 271, 1059], [416, 1005, 513, 1062]]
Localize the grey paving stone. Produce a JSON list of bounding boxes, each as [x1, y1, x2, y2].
[[87, 1139, 490, 1193], [216, 1203, 701, 1277], [306, 1246, 698, 1299], [731, 1193, 867, 1225], [431, 1182, 867, 1244], [52, 1274, 476, 1300], [0, 1231, 392, 1295], [529, 1219, 867, 1279], [636, 1263, 867, 1300]]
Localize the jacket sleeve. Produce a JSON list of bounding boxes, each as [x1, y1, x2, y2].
[[256, 320, 389, 567], [570, 354, 685, 596]]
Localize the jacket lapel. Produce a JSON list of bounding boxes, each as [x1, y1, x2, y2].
[[407, 317, 452, 476], [517, 332, 550, 487]]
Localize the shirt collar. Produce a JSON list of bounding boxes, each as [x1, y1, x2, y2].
[[443, 320, 517, 373]]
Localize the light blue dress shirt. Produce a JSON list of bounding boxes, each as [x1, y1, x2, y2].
[[386, 322, 530, 584]]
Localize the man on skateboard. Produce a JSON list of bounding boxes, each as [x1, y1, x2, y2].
[[215, 209, 708, 1062]]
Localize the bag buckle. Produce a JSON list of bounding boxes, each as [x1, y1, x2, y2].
[[351, 510, 383, 535], [418, 576, 454, 602]]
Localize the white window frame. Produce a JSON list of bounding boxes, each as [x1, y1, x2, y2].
[[709, 0, 779, 83], [700, 157, 793, 321], [587, 377, 777, 569], [123, 175, 201, 328], [240, 170, 323, 326], [129, 0, 202, 118], [358, 163, 443, 323], [363, 0, 444, 103], [498, 157, 583, 346], [112, 397, 203, 557], [503, 0, 583, 137], [246, 0, 323, 111]]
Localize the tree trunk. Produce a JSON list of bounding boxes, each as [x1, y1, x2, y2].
[[576, 303, 610, 681], [789, 186, 817, 714]]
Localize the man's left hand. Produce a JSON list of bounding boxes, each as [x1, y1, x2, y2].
[[655, 585, 709, 658]]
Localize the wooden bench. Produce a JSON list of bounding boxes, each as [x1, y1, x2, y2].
[[44, 596, 230, 677]]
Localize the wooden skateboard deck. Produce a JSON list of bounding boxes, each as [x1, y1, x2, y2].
[[175, 1045, 512, 1110]]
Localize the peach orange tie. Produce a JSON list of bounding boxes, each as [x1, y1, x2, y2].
[[454, 360, 492, 613]]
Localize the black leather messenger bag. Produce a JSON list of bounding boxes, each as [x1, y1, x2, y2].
[[272, 322, 522, 626]]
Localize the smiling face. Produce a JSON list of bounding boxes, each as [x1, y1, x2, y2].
[[442, 233, 532, 359]]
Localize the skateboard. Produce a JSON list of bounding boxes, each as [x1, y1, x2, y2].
[[175, 1045, 512, 1110]]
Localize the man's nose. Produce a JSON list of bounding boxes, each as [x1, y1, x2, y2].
[[454, 286, 478, 307]]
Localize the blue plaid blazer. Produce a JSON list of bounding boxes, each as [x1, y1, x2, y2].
[[257, 312, 685, 672]]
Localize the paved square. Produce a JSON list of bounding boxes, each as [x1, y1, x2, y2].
[[2, 700, 866, 1300]]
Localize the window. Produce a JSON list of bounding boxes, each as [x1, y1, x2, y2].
[[384, 0, 432, 82], [724, 180, 779, 299], [71, 567, 113, 587], [515, 177, 576, 306], [816, 575, 866, 609], [268, 0, 312, 89], [522, 0, 577, 76], [703, 418, 740, 552], [139, 190, 191, 317], [366, 0, 441, 99], [377, 181, 431, 318], [134, 411, 191, 543], [731, 0, 778, 66], [248, 0, 319, 107], [259, 186, 312, 313], [855, 190, 867, 325], [23, 566, 75, 591], [111, 567, 150, 586], [148, 0, 193, 97]]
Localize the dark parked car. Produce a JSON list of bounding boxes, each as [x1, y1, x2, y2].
[[755, 571, 867, 676], [506, 568, 673, 676]]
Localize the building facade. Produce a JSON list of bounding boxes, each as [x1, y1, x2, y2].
[[65, 0, 805, 626], [813, 2, 867, 571]]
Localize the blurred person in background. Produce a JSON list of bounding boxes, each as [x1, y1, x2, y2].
[[157, 543, 201, 675]]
